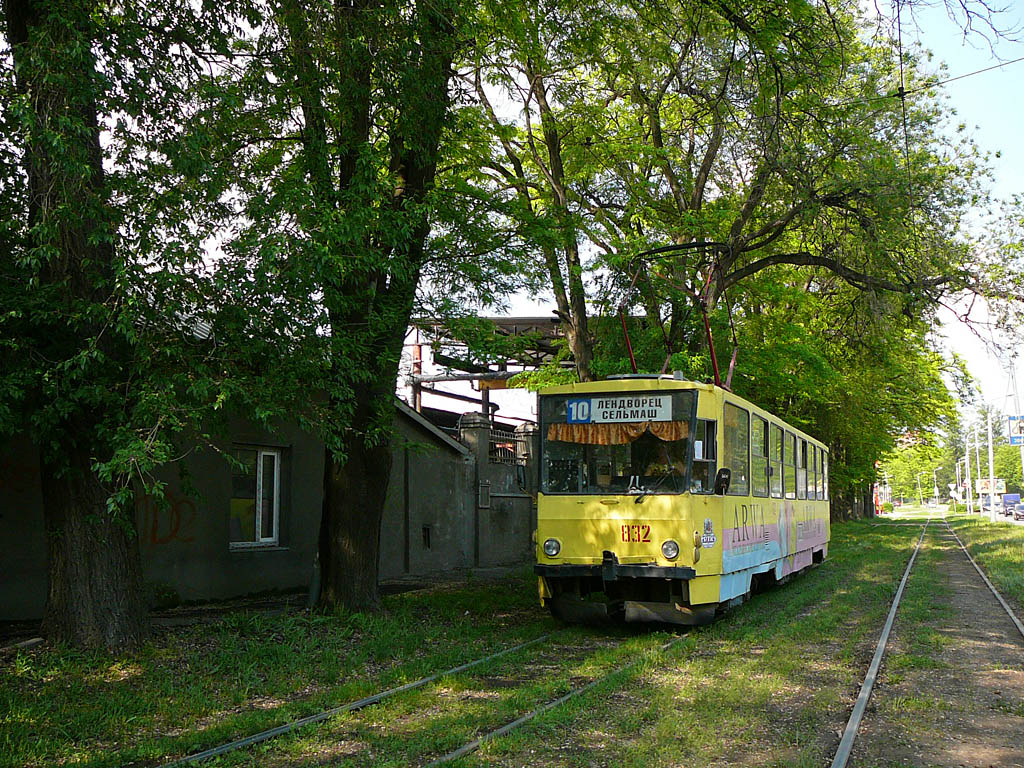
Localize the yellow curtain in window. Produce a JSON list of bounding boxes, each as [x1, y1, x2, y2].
[[547, 420, 689, 445]]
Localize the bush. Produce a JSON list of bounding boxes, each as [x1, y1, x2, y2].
[[881, 502, 894, 514]]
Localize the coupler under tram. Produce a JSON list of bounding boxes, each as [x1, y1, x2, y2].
[[536, 554, 716, 626]]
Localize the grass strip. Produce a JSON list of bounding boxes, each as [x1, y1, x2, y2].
[[425, 635, 687, 766], [0, 570, 547, 768], [206, 629, 668, 767], [166, 633, 552, 766]]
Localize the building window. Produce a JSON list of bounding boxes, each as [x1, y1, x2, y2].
[[230, 447, 280, 547]]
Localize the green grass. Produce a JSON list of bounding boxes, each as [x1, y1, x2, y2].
[[461, 519, 930, 767], [0, 570, 550, 768]]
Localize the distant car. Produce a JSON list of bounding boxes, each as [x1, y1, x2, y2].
[[1014, 505, 1024, 521], [1003, 494, 1020, 516]]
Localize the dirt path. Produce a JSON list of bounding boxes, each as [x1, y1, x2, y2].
[[851, 525, 1024, 767]]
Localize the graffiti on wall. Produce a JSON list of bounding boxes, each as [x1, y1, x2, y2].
[[1, 453, 197, 547], [137, 491, 197, 546]]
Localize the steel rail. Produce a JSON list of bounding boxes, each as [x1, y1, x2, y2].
[[425, 634, 685, 766], [164, 633, 551, 766], [829, 517, 931, 768], [943, 517, 1024, 640]]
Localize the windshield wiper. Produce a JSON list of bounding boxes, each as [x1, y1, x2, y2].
[[635, 444, 683, 503]]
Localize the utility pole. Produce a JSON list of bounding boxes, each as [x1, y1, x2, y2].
[[1013, 363, 1024, 493], [956, 460, 961, 508], [975, 422, 983, 512], [916, 471, 926, 507], [966, 429, 974, 513], [988, 410, 997, 523]]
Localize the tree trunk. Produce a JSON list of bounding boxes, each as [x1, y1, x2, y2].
[[39, 443, 148, 649], [565, 314, 594, 382], [319, 424, 392, 612]]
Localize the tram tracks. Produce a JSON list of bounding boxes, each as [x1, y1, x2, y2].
[[830, 515, 1024, 768], [161, 629, 680, 767], [140, 517, 1024, 767], [164, 633, 554, 766]]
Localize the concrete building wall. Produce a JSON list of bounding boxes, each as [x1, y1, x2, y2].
[[0, 437, 47, 620], [0, 404, 534, 621], [378, 407, 475, 580], [137, 416, 324, 605]]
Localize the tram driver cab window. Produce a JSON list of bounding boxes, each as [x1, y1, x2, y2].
[[691, 419, 717, 493]]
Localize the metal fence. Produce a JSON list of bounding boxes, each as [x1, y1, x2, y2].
[[489, 428, 529, 465]]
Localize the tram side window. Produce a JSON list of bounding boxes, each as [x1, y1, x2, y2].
[[724, 404, 749, 496], [691, 419, 717, 493], [816, 447, 824, 500], [819, 448, 826, 499], [797, 439, 807, 499], [810, 446, 818, 500], [752, 416, 769, 497], [770, 424, 783, 498], [823, 451, 829, 500], [784, 432, 797, 499]]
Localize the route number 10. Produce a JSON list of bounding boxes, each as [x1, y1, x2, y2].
[[567, 399, 591, 423]]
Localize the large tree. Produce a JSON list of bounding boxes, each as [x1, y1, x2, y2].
[[0, 2, 263, 649], [2, 0, 151, 649], [207, 0, 467, 610], [470, 0, 1003, 510]]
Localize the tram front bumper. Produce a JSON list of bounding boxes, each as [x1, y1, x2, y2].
[[536, 552, 714, 626], [534, 551, 697, 582]]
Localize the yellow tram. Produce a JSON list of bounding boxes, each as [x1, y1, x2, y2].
[[534, 375, 830, 625]]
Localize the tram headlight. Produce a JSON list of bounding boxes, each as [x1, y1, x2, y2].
[[661, 539, 680, 560], [543, 538, 561, 557]]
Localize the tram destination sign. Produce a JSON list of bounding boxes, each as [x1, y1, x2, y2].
[[566, 394, 671, 423]]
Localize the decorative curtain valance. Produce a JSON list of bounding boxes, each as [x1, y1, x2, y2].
[[546, 420, 690, 445]]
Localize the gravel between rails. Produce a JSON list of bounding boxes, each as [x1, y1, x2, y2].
[[850, 518, 1024, 767]]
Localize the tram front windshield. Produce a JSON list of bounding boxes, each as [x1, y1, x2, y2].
[[540, 390, 696, 495]]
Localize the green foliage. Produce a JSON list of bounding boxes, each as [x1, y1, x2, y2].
[[994, 444, 1022, 494], [462, 0, 981, 495], [508, 364, 577, 392], [0, 1, 282, 510]]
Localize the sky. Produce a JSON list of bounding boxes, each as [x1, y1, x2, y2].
[[906, 1, 1024, 418]]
